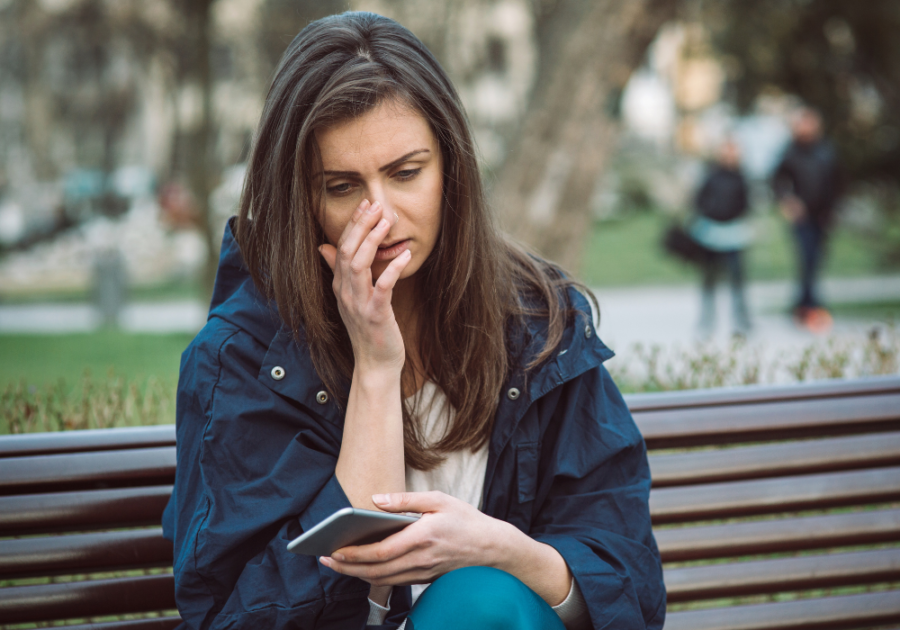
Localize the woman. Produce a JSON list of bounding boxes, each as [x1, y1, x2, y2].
[[162, 12, 664, 630]]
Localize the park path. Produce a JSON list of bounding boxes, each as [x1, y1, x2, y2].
[[595, 274, 900, 355], [0, 275, 897, 360]]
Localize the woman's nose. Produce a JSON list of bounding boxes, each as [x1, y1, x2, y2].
[[367, 187, 396, 224]]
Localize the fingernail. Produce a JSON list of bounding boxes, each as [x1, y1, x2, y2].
[[319, 557, 330, 566], [393, 212, 399, 224], [357, 200, 369, 214], [378, 218, 389, 229], [366, 201, 379, 214], [317, 245, 323, 253], [332, 552, 345, 561], [372, 494, 390, 506]]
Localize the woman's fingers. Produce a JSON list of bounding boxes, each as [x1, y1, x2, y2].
[[322, 560, 430, 586], [336, 200, 382, 273], [371, 249, 412, 312], [332, 526, 419, 565], [352, 207, 398, 272], [372, 491, 449, 514], [348, 212, 393, 295], [320, 547, 431, 584]]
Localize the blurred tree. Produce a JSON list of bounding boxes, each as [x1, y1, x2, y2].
[[490, 0, 677, 272], [178, 0, 343, 295], [0, 0, 159, 182], [703, 0, 900, 184], [181, 0, 218, 293], [1, 1, 679, 278], [257, 0, 346, 73]]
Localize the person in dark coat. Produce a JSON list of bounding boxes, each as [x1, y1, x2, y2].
[[161, 11, 664, 630], [771, 107, 842, 333], [689, 139, 753, 337]]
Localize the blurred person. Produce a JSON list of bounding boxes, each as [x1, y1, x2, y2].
[[689, 139, 753, 338], [162, 11, 664, 630], [772, 107, 842, 333]]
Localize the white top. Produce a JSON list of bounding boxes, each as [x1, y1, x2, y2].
[[404, 381, 492, 604], [366, 382, 590, 629]]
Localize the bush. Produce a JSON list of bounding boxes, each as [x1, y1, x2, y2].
[[2, 325, 898, 433], [1, 371, 175, 435], [609, 324, 900, 393]]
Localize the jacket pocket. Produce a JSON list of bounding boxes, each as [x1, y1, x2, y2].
[[516, 442, 540, 504]]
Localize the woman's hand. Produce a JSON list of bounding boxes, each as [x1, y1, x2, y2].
[[320, 491, 502, 586], [320, 491, 574, 606], [319, 199, 411, 374]]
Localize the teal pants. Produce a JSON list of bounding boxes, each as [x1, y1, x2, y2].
[[406, 566, 566, 630]]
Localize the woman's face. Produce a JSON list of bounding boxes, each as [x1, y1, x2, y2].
[[314, 98, 443, 281]]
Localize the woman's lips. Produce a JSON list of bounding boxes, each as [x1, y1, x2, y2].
[[374, 239, 410, 261]]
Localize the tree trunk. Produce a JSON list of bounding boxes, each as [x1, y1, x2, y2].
[[491, 0, 676, 273], [184, 0, 218, 297]]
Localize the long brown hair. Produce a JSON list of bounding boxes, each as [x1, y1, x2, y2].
[[236, 12, 593, 470]]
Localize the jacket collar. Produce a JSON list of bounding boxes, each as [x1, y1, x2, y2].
[[258, 327, 347, 428], [485, 297, 613, 494], [207, 220, 345, 427]]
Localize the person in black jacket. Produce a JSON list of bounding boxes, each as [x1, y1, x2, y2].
[[689, 139, 753, 338], [771, 107, 842, 333]]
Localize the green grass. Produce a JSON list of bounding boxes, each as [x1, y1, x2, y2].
[[581, 211, 893, 287], [0, 332, 190, 434], [828, 300, 900, 321], [0, 331, 191, 391]]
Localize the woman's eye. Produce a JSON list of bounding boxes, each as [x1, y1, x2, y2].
[[327, 182, 354, 196], [395, 168, 421, 181]]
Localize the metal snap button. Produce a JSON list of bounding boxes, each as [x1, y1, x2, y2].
[[316, 390, 329, 404], [584, 325, 593, 339], [507, 387, 520, 400], [270, 366, 285, 380]]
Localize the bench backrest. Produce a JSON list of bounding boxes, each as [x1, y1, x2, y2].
[[1, 375, 898, 629]]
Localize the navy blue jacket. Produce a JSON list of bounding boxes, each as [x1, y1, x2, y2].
[[162, 222, 665, 629], [772, 139, 842, 228]]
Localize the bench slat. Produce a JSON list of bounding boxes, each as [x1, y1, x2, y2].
[[0, 425, 176, 458], [0, 447, 176, 495], [0, 574, 175, 624], [665, 548, 900, 602], [61, 619, 181, 630], [649, 432, 900, 487], [650, 467, 900, 524], [625, 375, 900, 412], [655, 509, 900, 562], [0, 528, 172, 579], [0, 486, 172, 535], [636, 393, 900, 449], [663, 589, 900, 630]]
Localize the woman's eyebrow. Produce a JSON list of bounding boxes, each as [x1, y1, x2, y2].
[[378, 149, 430, 172], [321, 149, 430, 177]]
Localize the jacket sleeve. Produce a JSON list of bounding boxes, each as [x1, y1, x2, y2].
[[165, 322, 375, 630], [530, 365, 665, 630]]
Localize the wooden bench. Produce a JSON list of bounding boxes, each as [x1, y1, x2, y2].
[[1, 375, 899, 629]]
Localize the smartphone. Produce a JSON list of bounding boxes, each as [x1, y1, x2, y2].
[[287, 507, 420, 557]]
